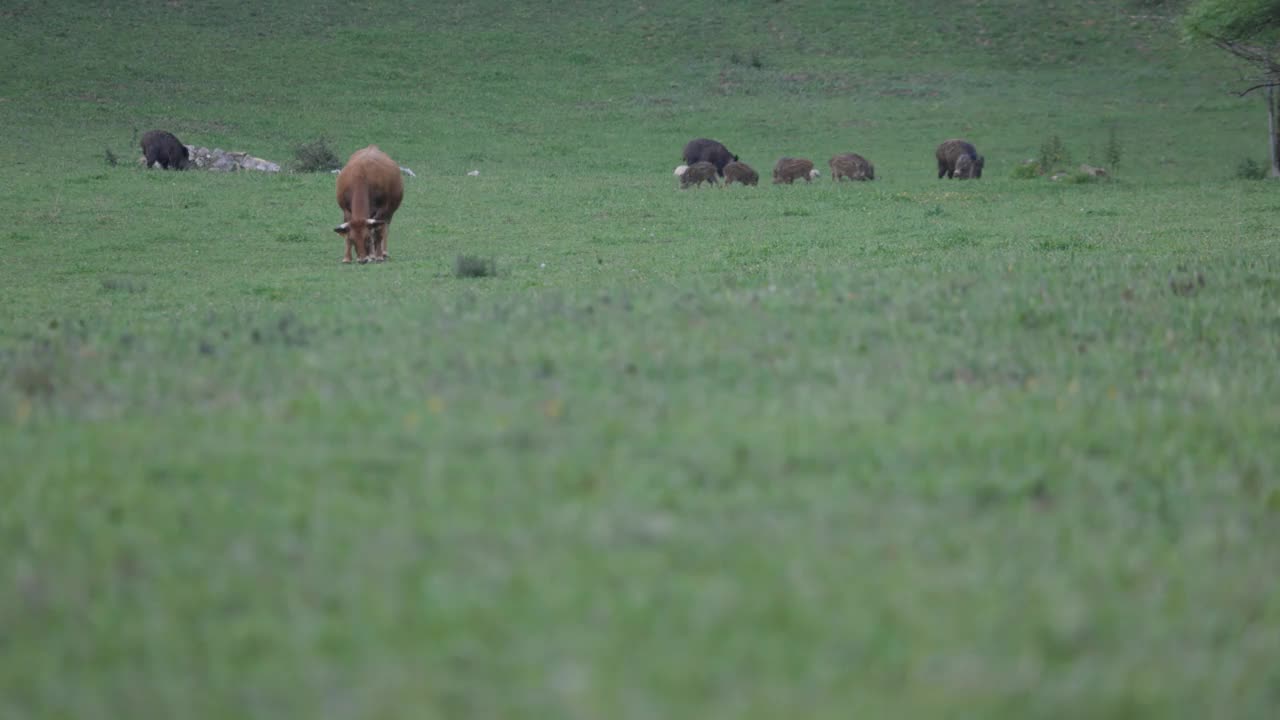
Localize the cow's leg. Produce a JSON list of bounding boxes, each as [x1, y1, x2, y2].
[[379, 223, 391, 260], [342, 236, 353, 264]]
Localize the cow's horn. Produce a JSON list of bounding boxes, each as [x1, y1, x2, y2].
[[367, 217, 383, 226]]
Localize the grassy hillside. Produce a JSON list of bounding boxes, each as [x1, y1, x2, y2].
[[2, 1, 1279, 719]]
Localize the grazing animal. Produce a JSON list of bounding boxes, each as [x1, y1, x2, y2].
[[682, 138, 738, 176], [722, 160, 759, 186], [140, 130, 190, 170], [772, 157, 820, 184], [676, 161, 719, 189], [829, 153, 875, 181], [936, 139, 985, 179], [334, 145, 404, 264]]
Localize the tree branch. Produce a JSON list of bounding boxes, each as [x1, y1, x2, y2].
[[1239, 81, 1280, 96]]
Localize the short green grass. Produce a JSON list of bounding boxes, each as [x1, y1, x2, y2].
[[2, 1, 1279, 718]]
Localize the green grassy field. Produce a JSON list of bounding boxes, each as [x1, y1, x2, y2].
[[2, 1, 1279, 717]]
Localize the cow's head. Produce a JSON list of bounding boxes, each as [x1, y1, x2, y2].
[[175, 145, 191, 170], [809, 168, 820, 180], [955, 155, 976, 179], [334, 218, 385, 263], [674, 164, 689, 177]]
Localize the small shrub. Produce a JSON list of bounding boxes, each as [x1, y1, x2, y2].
[[292, 137, 342, 173], [455, 255, 497, 278], [1038, 135, 1072, 174], [1236, 158, 1268, 180], [103, 148, 118, 167], [1102, 125, 1122, 172], [1011, 161, 1042, 179]]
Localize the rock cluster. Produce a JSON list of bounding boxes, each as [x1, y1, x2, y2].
[[184, 146, 281, 172]]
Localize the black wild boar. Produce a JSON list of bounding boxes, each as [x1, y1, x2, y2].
[[140, 130, 190, 170], [682, 138, 738, 176]]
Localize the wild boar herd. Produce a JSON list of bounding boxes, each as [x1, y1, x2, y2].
[[673, 137, 984, 189], [138, 129, 986, 266]]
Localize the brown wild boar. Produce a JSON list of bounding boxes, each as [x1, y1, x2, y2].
[[936, 139, 984, 179], [676, 161, 719, 189], [334, 145, 404, 264], [722, 160, 759, 186], [772, 157, 819, 184], [829, 153, 875, 181]]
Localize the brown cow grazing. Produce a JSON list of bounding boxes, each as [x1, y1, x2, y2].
[[773, 157, 819, 184], [682, 138, 738, 176], [676, 161, 719, 189], [829, 153, 875, 181], [936, 139, 984, 179], [140, 130, 190, 170], [722, 160, 759, 186], [334, 145, 404, 264]]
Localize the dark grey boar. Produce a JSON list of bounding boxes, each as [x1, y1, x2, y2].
[[140, 130, 190, 170], [936, 139, 984, 179], [682, 138, 738, 176]]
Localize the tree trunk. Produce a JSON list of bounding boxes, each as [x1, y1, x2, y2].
[[1270, 84, 1280, 178]]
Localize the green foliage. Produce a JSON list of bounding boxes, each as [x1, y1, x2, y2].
[[1183, 0, 1280, 42], [1011, 160, 1043, 179], [1103, 124, 1123, 171], [1236, 156, 1269, 177], [454, 254, 498, 277], [291, 137, 342, 173], [1038, 134, 1073, 173]]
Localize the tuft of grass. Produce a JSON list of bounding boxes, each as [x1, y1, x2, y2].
[[103, 148, 118, 167], [291, 137, 342, 173], [1235, 157, 1268, 180], [454, 254, 498, 278]]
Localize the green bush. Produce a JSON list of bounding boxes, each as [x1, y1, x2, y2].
[[454, 255, 498, 278], [1236, 158, 1268, 180], [1011, 161, 1042, 179], [292, 137, 342, 173], [1038, 135, 1072, 174]]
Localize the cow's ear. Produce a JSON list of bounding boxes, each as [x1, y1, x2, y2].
[[366, 218, 383, 227], [333, 222, 349, 234]]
